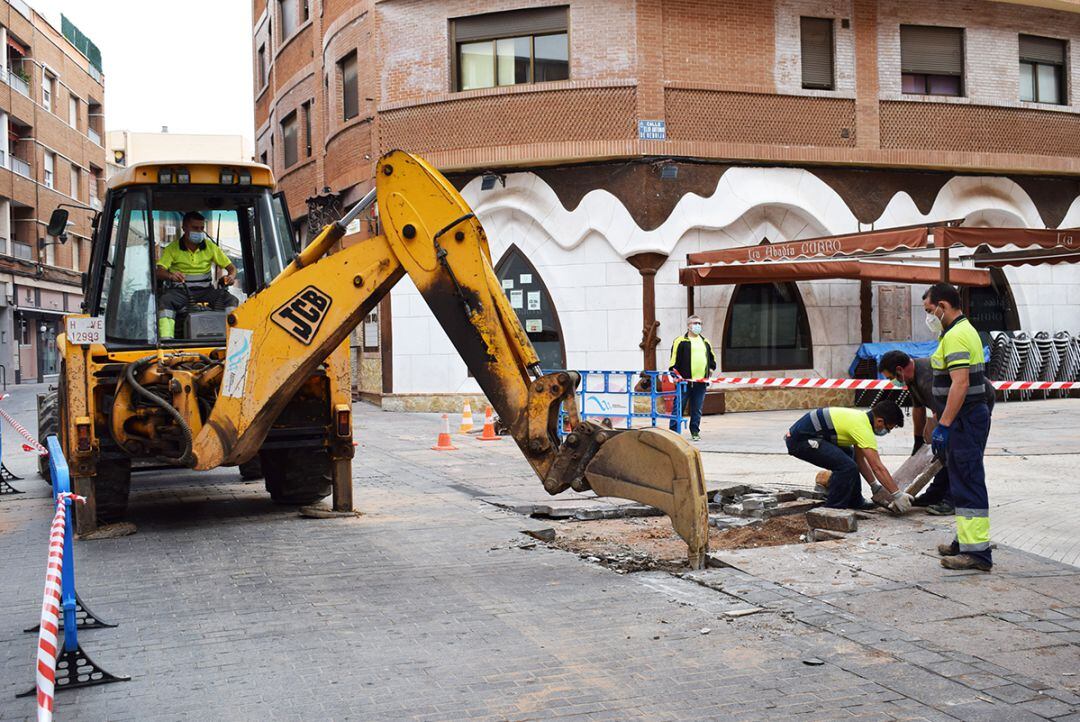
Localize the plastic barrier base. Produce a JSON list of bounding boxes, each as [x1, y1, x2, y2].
[[18, 643, 129, 698], [0, 477, 21, 494], [24, 592, 116, 633]]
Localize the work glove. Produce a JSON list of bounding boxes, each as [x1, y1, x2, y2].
[[911, 435, 925, 455], [869, 482, 892, 507], [889, 490, 913, 514], [931, 422, 951, 460]]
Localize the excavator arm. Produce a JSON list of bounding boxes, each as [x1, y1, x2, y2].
[[191, 151, 708, 567]]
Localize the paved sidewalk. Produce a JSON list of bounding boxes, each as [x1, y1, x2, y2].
[[0, 386, 1076, 720]]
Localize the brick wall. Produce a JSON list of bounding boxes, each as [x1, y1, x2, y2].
[[662, 0, 774, 87]]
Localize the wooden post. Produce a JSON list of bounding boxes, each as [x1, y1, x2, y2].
[[628, 252, 668, 371], [937, 227, 950, 283]]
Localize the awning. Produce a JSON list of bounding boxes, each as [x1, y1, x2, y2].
[[686, 226, 930, 266], [680, 259, 991, 286], [942, 226, 1080, 252], [972, 246, 1080, 267], [6, 37, 25, 55]]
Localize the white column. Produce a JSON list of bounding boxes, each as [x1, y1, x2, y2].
[[0, 27, 8, 78]]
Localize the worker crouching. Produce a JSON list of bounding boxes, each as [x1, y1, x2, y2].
[[785, 401, 911, 512]]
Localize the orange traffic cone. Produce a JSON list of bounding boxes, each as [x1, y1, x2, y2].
[[431, 414, 458, 451], [458, 400, 474, 434], [478, 406, 500, 441]]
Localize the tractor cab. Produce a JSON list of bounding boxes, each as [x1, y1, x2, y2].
[[80, 161, 296, 348]]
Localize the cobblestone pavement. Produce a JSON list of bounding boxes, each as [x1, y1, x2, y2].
[[0, 384, 1077, 721]]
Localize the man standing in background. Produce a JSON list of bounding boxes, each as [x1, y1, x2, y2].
[[668, 315, 716, 441]]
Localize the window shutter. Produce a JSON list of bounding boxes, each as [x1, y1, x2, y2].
[[900, 25, 964, 75], [800, 17, 834, 89], [454, 6, 568, 43], [1019, 34, 1065, 65]]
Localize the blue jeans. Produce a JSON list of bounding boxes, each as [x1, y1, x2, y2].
[[669, 381, 708, 435], [786, 433, 865, 509]]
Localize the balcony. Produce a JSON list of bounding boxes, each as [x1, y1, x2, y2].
[[8, 71, 29, 97], [11, 241, 32, 260], [9, 155, 31, 178], [87, 127, 101, 146]]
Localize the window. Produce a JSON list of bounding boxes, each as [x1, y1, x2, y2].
[[260, 151, 268, 166], [800, 17, 834, 90], [722, 283, 813, 371], [453, 7, 569, 91], [257, 44, 267, 88], [494, 244, 566, 371], [339, 51, 358, 121], [43, 152, 54, 189], [281, 111, 298, 167], [301, 0, 309, 23], [68, 95, 78, 128], [302, 101, 312, 156], [900, 25, 964, 96], [1020, 34, 1066, 104], [41, 73, 53, 111], [70, 165, 79, 199], [279, 0, 297, 40]]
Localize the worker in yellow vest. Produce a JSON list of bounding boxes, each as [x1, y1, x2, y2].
[[924, 283, 993, 572], [155, 211, 238, 340], [668, 315, 716, 441]]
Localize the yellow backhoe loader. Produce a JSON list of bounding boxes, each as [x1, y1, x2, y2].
[[41, 151, 708, 566]]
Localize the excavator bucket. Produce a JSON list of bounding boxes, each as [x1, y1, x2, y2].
[[584, 428, 709, 569]]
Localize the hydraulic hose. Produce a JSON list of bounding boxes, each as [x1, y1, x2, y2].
[[122, 353, 211, 467]]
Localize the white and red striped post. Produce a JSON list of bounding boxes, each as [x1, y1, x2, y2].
[[34, 491, 84, 722]]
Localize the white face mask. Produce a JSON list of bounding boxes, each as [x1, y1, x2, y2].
[[874, 427, 890, 437], [188, 231, 206, 243], [689, 323, 702, 335], [925, 308, 944, 336]]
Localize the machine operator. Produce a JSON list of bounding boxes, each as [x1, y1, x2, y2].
[[155, 211, 238, 340]]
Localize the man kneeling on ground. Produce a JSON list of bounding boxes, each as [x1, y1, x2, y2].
[[785, 401, 911, 512]]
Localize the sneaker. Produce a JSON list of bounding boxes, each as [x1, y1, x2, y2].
[[937, 543, 959, 557], [927, 502, 954, 516], [690, 433, 701, 442], [940, 554, 992, 572]]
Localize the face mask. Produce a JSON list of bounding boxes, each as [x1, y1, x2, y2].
[[874, 427, 890, 437], [189, 231, 206, 243], [690, 323, 702, 335], [925, 309, 944, 336], [888, 378, 904, 388]]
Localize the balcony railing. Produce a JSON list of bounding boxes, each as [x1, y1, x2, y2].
[[10, 0, 31, 19], [9, 156, 31, 178], [8, 71, 29, 97], [11, 241, 32, 260], [87, 127, 101, 145]]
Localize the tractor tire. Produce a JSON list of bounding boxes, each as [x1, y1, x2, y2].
[[37, 389, 59, 482], [261, 448, 332, 505], [238, 455, 264, 480], [94, 458, 132, 524]]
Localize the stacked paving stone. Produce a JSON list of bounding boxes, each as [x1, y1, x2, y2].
[[708, 484, 824, 529]]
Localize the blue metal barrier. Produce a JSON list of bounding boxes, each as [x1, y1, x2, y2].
[[558, 370, 685, 437]]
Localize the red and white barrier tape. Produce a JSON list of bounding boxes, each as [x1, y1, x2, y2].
[[0, 406, 48, 455], [697, 376, 1080, 392], [36, 492, 84, 722]]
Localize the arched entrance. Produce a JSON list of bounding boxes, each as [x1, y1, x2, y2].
[[964, 248, 1020, 333], [722, 282, 813, 371], [494, 244, 567, 371]]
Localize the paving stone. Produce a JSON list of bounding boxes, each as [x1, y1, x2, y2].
[[983, 683, 1042, 704], [1015, 696, 1076, 718], [806, 508, 857, 532]]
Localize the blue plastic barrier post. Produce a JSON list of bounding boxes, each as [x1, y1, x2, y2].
[[18, 437, 127, 700]]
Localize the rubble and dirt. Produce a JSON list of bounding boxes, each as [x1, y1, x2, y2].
[[547, 515, 809, 572]]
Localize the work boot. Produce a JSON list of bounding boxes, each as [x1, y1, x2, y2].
[[927, 501, 954, 516], [937, 542, 959, 557], [912, 494, 936, 508], [940, 554, 992, 572]]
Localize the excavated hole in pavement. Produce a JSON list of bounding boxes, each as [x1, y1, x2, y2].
[[535, 515, 809, 574]]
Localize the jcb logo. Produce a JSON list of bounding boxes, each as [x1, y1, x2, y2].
[[271, 286, 332, 345]]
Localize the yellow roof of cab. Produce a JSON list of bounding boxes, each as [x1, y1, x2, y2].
[[107, 161, 275, 191]]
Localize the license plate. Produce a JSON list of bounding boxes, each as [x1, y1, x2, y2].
[[66, 316, 104, 346]]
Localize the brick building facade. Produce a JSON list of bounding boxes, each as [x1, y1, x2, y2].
[[254, 0, 1080, 410], [0, 2, 104, 384]]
